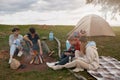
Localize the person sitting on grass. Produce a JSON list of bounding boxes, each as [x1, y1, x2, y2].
[[9, 27, 23, 64], [23, 27, 43, 64], [46, 36, 81, 66], [47, 36, 99, 72]]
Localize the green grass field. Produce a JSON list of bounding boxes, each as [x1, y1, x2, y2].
[[0, 25, 120, 80]]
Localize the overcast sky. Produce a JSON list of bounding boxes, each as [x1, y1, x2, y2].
[[0, 0, 120, 26]]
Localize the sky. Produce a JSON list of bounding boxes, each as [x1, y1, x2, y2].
[[0, 0, 120, 26]]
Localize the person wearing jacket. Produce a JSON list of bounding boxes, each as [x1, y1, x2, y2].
[[9, 28, 23, 64]]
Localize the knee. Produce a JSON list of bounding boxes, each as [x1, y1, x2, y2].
[[75, 50, 80, 56], [75, 50, 80, 53], [74, 60, 80, 63]]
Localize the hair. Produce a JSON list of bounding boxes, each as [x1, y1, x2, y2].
[[12, 28, 20, 32], [79, 36, 87, 43], [68, 36, 75, 41], [29, 27, 36, 34]]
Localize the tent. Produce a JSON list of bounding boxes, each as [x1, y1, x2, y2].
[[67, 14, 115, 37]]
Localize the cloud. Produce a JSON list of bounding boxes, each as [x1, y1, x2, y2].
[[0, 0, 119, 26], [0, 0, 38, 14], [0, 4, 101, 25], [30, 0, 86, 11], [0, 0, 86, 14]]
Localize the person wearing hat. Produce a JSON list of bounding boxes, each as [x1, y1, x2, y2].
[[9, 28, 23, 64]]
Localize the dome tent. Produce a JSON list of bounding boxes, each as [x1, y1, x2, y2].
[[68, 14, 115, 37]]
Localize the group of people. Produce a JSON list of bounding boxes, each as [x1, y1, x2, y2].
[[9, 27, 43, 69], [46, 31, 99, 72], [8, 27, 100, 72]]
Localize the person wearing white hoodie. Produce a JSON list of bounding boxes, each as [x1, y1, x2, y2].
[[48, 36, 99, 72]]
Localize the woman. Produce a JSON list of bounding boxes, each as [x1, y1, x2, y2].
[[9, 28, 23, 64], [48, 37, 99, 72]]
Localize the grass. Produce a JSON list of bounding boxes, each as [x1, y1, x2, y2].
[[0, 24, 120, 80]]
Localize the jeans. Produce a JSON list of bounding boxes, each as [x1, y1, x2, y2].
[[55, 53, 74, 65], [9, 39, 22, 63]]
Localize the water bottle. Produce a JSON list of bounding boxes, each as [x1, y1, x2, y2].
[[66, 40, 71, 50], [49, 31, 54, 41]]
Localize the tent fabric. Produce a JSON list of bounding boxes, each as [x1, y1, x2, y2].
[[68, 14, 115, 37]]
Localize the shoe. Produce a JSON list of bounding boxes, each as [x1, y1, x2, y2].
[[46, 62, 55, 68], [72, 68, 84, 72], [51, 65, 64, 70], [18, 64, 26, 69], [46, 61, 59, 67], [8, 59, 12, 64]]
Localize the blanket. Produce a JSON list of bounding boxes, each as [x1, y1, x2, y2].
[[88, 56, 120, 80]]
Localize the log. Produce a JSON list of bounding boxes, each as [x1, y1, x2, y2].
[[54, 37, 61, 58]]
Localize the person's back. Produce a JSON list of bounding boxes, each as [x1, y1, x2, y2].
[[85, 42, 99, 70]]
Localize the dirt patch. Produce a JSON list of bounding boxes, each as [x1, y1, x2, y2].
[[0, 50, 57, 72], [0, 50, 9, 59], [17, 55, 57, 72]]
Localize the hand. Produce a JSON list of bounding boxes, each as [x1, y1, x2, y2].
[[64, 52, 71, 56], [40, 50, 43, 55], [29, 41, 33, 47]]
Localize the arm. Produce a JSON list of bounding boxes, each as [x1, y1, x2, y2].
[[23, 35, 33, 47], [38, 39, 43, 55]]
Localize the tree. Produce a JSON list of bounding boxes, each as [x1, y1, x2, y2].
[[86, 0, 120, 19]]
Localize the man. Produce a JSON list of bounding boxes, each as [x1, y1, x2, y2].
[[9, 28, 23, 64], [23, 27, 43, 64]]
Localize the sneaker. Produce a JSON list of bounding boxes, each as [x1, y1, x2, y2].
[[51, 65, 64, 70], [8, 59, 12, 64], [46, 62, 56, 68], [72, 68, 84, 72]]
